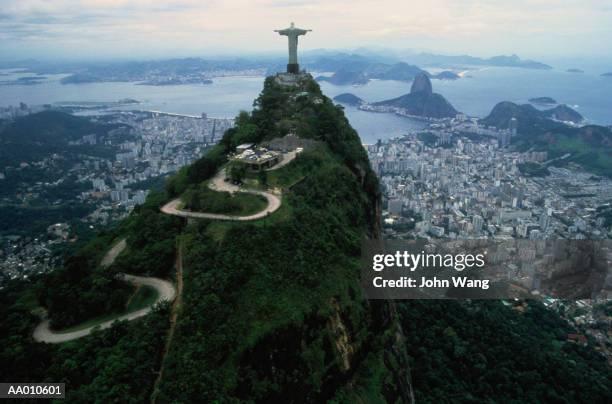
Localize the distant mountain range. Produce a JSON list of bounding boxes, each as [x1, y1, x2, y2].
[[3, 51, 550, 86], [316, 62, 460, 86], [392, 52, 552, 70]]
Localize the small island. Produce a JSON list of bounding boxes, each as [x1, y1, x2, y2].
[[332, 93, 365, 106], [433, 71, 460, 80], [602, 72, 612, 77], [566, 68, 584, 73], [529, 97, 557, 105], [0, 75, 47, 86]]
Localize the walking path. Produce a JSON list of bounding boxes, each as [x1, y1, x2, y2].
[[33, 240, 176, 344], [160, 168, 281, 221], [151, 240, 184, 403]]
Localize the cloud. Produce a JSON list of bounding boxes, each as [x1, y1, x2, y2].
[[0, 0, 610, 59]]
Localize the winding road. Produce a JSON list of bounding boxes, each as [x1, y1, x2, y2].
[[160, 168, 281, 221], [34, 156, 292, 344], [33, 240, 176, 344]]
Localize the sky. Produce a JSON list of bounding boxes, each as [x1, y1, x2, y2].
[[1, 0, 611, 63]]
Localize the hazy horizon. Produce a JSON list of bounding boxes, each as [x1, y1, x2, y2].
[[1, 1, 612, 66]]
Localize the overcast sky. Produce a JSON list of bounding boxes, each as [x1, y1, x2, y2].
[[1, 0, 611, 62]]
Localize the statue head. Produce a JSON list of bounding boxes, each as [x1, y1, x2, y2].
[[290, 22, 295, 28]]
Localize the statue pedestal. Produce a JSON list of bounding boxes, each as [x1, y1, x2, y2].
[[287, 63, 300, 74], [275, 72, 308, 87]]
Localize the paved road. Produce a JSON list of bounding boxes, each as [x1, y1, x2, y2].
[[266, 149, 298, 171], [33, 240, 176, 344], [161, 168, 281, 221]]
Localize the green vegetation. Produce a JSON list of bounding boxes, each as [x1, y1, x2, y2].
[[0, 276, 170, 402], [157, 150, 396, 402], [418, 132, 439, 147], [54, 285, 159, 334], [38, 190, 182, 328], [153, 76, 401, 402], [244, 147, 324, 189], [126, 285, 159, 311], [399, 300, 611, 402], [182, 184, 268, 216], [482, 102, 612, 177], [518, 161, 550, 177], [0, 203, 91, 237], [38, 235, 132, 329], [0, 110, 130, 167], [228, 161, 247, 182], [0, 111, 134, 240], [1, 74, 609, 403], [547, 134, 612, 177]]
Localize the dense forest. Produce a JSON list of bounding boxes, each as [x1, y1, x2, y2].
[[399, 300, 611, 402], [0, 75, 610, 403], [154, 75, 406, 402], [0, 275, 170, 402], [0, 111, 135, 238], [0, 110, 129, 167]]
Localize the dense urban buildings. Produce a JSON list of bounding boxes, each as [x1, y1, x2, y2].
[[368, 117, 612, 241], [0, 106, 233, 282]]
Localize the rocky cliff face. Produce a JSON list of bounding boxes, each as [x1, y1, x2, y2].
[[410, 72, 433, 94]]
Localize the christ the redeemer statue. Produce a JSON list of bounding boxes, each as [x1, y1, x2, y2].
[[274, 22, 311, 74]]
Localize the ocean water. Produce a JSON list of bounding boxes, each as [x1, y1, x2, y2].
[[2, 66, 611, 145], [318, 67, 612, 126]]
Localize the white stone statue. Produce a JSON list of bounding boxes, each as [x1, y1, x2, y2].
[[274, 22, 311, 73]]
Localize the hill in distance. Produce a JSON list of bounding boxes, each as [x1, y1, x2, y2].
[[0, 110, 129, 167], [316, 68, 369, 85], [316, 62, 459, 86], [371, 73, 458, 118], [482, 101, 583, 130], [333, 93, 365, 106], [483, 101, 611, 177]]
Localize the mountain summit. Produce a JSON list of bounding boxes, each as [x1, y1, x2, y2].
[[372, 73, 458, 118], [410, 72, 433, 94]]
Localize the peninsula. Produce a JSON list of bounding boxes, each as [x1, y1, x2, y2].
[[370, 73, 458, 119]]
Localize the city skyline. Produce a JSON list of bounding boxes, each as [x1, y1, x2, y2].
[[1, 0, 612, 62]]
